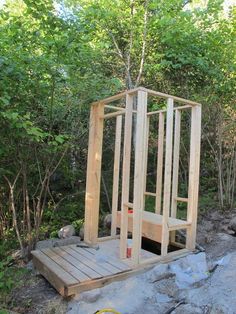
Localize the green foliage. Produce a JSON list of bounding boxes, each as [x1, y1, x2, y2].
[[0, 0, 235, 264], [0, 256, 28, 307], [72, 219, 84, 234]]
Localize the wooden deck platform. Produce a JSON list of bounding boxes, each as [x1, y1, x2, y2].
[[32, 242, 135, 296], [32, 239, 191, 297]]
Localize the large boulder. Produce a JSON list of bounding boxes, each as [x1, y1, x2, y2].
[[58, 225, 75, 239], [229, 216, 236, 233]]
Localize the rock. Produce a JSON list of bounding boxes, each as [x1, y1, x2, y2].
[[103, 214, 112, 229], [53, 236, 81, 247], [36, 238, 57, 250], [36, 236, 80, 250], [79, 224, 84, 240], [173, 303, 204, 314], [154, 277, 179, 298], [80, 288, 101, 303], [154, 292, 172, 303], [169, 252, 208, 289], [26, 260, 34, 270], [146, 263, 172, 282], [228, 216, 236, 233], [58, 225, 75, 239]]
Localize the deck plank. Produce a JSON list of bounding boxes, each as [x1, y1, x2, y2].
[[70, 245, 124, 274], [31, 250, 78, 296], [68, 246, 113, 276], [52, 247, 102, 280], [42, 248, 90, 282], [83, 247, 131, 271]]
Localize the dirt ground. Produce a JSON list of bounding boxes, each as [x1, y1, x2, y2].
[[5, 209, 236, 314]]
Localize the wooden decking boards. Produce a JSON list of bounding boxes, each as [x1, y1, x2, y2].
[[32, 244, 132, 297]]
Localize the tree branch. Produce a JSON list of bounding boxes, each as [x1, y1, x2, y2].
[[135, 0, 149, 87]]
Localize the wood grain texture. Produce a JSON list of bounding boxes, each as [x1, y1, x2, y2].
[[120, 94, 133, 258], [111, 115, 122, 237], [84, 102, 104, 244], [132, 90, 148, 264]]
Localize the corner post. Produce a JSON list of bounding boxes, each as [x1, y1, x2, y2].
[[132, 90, 148, 265], [84, 102, 104, 244], [161, 98, 174, 256], [186, 105, 201, 250], [120, 94, 133, 258]]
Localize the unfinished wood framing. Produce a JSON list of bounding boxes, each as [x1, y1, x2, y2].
[[155, 111, 165, 214], [186, 105, 202, 250], [132, 90, 148, 264], [120, 94, 133, 258], [32, 87, 201, 296], [161, 98, 174, 256], [84, 87, 201, 264], [84, 102, 104, 244], [83, 88, 201, 270], [111, 115, 122, 236]]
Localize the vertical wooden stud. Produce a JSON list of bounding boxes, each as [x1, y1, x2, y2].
[[132, 90, 148, 265], [143, 116, 150, 210], [120, 94, 133, 258], [171, 109, 181, 218], [186, 105, 201, 250], [155, 112, 165, 214], [111, 115, 122, 237], [84, 102, 104, 244], [161, 98, 174, 256], [170, 109, 181, 243]]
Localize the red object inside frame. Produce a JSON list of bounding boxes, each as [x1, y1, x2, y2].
[[128, 210, 133, 214]]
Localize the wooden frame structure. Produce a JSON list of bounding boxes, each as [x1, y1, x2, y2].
[[84, 86, 201, 267], [32, 87, 201, 296]]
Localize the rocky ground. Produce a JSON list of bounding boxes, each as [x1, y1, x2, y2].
[[4, 209, 236, 314]]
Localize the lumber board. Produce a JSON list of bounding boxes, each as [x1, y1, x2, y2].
[[58, 246, 102, 279], [111, 115, 122, 236], [67, 263, 153, 296], [92, 87, 201, 106], [176, 197, 188, 203], [132, 90, 148, 264], [142, 211, 190, 230], [84, 102, 104, 244], [186, 105, 201, 250], [31, 250, 77, 296], [155, 111, 165, 214], [70, 246, 127, 274], [171, 109, 181, 218], [161, 98, 174, 256], [103, 110, 125, 119], [42, 248, 90, 282], [82, 246, 131, 272], [120, 94, 133, 258], [104, 104, 125, 111], [68, 246, 113, 276], [143, 116, 150, 210], [117, 211, 162, 243], [145, 191, 156, 197]]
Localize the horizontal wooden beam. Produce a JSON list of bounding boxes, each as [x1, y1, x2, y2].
[[92, 87, 201, 107], [140, 87, 201, 106], [123, 202, 133, 209], [103, 110, 126, 119], [147, 109, 166, 116], [174, 105, 192, 110], [176, 197, 188, 203], [104, 105, 125, 111], [144, 191, 156, 197], [92, 88, 141, 105]]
